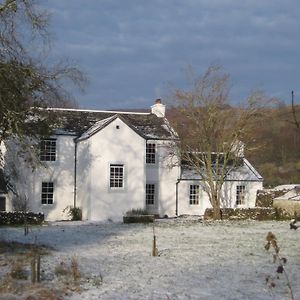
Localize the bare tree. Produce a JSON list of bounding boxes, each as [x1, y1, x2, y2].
[[291, 91, 300, 129], [171, 65, 269, 220], [0, 0, 85, 153]]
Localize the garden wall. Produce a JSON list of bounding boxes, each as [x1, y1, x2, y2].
[[0, 212, 44, 225], [204, 207, 290, 221]]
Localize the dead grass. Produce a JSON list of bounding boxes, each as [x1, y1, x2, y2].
[[0, 241, 80, 299]]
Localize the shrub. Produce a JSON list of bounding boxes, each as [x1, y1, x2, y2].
[[64, 206, 82, 221], [55, 256, 81, 282], [55, 262, 70, 277], [10, 260, 28, 280], [264, 232, 294, 299]]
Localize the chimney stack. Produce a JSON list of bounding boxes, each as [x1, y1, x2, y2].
[[151, 98, 166, 118]]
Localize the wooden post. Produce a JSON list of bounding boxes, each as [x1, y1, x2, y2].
[[152, 225, 158, 256], [36, 254, 41, 282], [31, 256, 36, 283]]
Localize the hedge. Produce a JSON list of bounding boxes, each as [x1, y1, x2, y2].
[[0, 212, 44, 225], [204, 207, 291, 221]]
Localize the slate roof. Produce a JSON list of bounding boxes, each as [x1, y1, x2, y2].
[[180, 158, 263, 181], [274, 187, 300, 201], [39, 108, 177, 140]]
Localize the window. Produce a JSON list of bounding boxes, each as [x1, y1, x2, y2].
[[41, 182, 54, 204], [40, 139, 56, 161], [146, 184, 155, 205], [146, 143, 156, 164], [110, 164, 124, 188], [236, 185, 246, 205], [189, 185, 199, 205]]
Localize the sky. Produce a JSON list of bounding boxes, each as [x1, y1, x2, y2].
[[41, 0, 300, 110]]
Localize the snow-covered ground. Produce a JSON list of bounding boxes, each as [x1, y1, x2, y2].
[[0, 218, 299, 300]]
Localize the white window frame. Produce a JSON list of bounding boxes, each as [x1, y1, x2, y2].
[[189, 185, 200, 205], [146, 184, 155, 205], [236, 185, 246, 206], [40, 138, 57, 162], [146, 143, 156, 164], [110, 164, 124, 189], [41, 182, 54, 205]]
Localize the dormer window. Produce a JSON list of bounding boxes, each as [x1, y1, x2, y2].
[[40, 138, 56, 161], [146, 143, 156, 164]]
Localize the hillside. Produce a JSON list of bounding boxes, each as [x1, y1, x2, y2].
[[167, 105, 300, 187]]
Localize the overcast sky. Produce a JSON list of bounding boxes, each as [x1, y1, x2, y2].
[[42, 0, 300, 109]]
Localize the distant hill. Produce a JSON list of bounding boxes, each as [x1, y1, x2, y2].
[[166, 105, 300, 187]]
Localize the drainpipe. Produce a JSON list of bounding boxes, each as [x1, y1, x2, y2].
[[175, 179, 180, 216], [175, 160, 182, 217], [73, 140, 78, 208]]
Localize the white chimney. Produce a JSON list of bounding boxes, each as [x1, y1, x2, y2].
[[232, 140, 245, 158], [151, 99, 166, 118]]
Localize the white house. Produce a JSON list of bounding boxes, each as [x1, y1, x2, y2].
[[2, 100, 263, 221]]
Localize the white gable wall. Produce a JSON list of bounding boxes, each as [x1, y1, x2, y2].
[[77, 118, 146, 221]]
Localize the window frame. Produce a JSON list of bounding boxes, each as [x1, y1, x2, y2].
[[236, 185, 246, 206], [189, 184, 200, 205], [146, 183, 155, 205], [146, 143, 156, 164], [40, 138, 57, 162], [109, 164, 125, 189], [41, 182, 54, 205]]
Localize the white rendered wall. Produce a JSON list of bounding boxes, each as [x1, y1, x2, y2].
[[145, 140, 180, 217], [77, 118, 146, 222], [177, 180, 263, 216], [5, 136, 75, 221], [76, 139, 90, 220]]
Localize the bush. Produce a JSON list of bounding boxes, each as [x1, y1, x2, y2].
[[64, 206, 82, 221], [0, 212, 44, 225]]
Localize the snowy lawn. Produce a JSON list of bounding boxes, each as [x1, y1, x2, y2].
[[0, 218, 299, 300]]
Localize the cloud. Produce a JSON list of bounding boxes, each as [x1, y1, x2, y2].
[[41, 0, 300, 108]]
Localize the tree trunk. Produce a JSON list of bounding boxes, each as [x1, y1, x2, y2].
[[212, 193, 221, 220]]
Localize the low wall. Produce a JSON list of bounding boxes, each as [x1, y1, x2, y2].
[[204, 207, 290, 221], [0, 212, 44, 225]]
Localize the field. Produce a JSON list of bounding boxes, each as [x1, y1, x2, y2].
[[0, 218, 299, 300]]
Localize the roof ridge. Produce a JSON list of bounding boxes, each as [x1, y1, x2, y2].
[[36, 107, 151, 115]]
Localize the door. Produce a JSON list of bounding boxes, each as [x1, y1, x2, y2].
[[0, 196, 6, 211]]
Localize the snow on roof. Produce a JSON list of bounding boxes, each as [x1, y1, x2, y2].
[[76, 115, 116, 141], [181, 158, 263, 181], [274, 187, 300, 201], [273, 184, 300, 191], [37, 108, 177, 140], [44, 107, 150, 115]]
